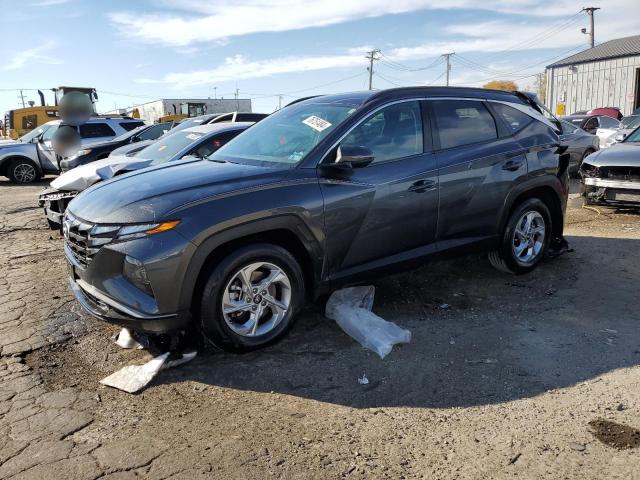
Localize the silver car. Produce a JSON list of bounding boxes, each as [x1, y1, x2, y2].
[[0, 117, 143, 184]]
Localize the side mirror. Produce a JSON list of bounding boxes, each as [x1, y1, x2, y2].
[[615, 133, 626, 142], [131, 136, 140, 143], [335, 145, 374, 168]]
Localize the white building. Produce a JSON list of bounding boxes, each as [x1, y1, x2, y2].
[[108, 98, 252, 123], [546, 34, 640, 116]]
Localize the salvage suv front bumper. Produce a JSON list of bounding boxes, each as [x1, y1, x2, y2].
[[38, 188, 78, 230], [582, 177, 640, 206]]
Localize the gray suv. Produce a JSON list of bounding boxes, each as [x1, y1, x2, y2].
[[0, 117, 143, 183], [63, 87, 569, 352]]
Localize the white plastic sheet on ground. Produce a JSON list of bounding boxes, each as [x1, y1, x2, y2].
[[325, 286, 411, 359]]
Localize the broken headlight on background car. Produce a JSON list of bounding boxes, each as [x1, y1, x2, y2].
[[580, 163, 600, 178]]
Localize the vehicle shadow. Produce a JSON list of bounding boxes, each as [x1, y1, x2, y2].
[[156, 234, 640, 409]]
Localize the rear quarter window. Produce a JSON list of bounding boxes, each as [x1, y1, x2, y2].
[[490, 103, 534, 134]]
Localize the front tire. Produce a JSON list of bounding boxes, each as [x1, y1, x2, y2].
[[8, 158, 40, 184], [489, 198, 552, 274], [199, 244, 305, 352]]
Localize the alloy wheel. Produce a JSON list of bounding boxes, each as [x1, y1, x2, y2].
[[512, 210, 545, 265], [13, 163, 37, 183], [221, 261, 292, 337]]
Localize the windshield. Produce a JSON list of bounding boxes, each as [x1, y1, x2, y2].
[[620, 116, 640, 129], [210, 102, 358, 166], [138, 129, 205, 165], [624, 126, 640, 143], [112, 124, 147, 142], [19, 124, 52, 143], [170, 116, 211, 133]]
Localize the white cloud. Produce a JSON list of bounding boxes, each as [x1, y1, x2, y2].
[[107, 0, 595, 48], [4, 41, 61, 71], [136, 53, 364, 88], [30, 0, 70, 6]]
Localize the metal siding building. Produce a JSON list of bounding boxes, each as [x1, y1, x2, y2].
[[107, 98, 253, 123], [546, 35, 640, 116]]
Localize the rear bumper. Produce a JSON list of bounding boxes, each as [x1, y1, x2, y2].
[[68, 276, 190, 333]]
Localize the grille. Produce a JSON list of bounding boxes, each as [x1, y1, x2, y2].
[[602, 166, 640, 182], [63, 212, 116, 267]]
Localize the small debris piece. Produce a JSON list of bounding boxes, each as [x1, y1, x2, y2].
[[569, 442, 586, 452], [508, 452, 521, 464], [358, 374, 369, 385], [439, 303, 450, 309]]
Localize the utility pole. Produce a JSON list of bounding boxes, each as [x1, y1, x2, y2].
[[18, 90, 25, 108], [278, 95, 283, 110], [234, 88, 239, 110], [442, 53, 454, 86], [581, 7, 600, 48], [213, 86, 217, 99], [365, 49, 381, 90]]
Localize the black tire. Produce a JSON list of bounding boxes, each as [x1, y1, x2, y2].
[[488, 198, 552, 275], [8, 158, 40, 184], [199, 243, 305, 352]]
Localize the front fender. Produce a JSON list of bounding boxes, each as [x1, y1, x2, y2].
[[176, 214, 325, 312]]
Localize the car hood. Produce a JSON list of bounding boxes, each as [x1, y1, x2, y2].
[[583, 143, 640, 167], [67, 160, 291, 224], [111, 139, 154, 157], [50, 154, 154, 191], [0, 139, 19, 145]]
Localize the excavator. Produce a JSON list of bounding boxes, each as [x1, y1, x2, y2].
[[2, 87, 98, 139]]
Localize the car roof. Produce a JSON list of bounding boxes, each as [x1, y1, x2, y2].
[[181, 122, 254, 134], [299, 87, 529, 108]]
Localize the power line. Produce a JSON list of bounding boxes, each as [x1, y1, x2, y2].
[[379, 53, 442, 72]]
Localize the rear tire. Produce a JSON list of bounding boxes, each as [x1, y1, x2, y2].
[[8, 158, 40, 184], [489, 198, 552, 275], [199, 244, 305, 352]]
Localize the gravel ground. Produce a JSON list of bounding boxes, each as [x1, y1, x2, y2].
[[1, 178, 639, 479]]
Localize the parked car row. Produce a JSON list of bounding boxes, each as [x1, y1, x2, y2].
[[54, 87, 570, 352], [0, 117, 144, 183]]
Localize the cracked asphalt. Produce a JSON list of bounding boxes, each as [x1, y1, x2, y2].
[[1, 179, 640, 479]]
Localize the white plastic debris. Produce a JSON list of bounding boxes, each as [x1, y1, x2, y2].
[[100, 350, 198, 394], [113, 328, 143, 349], [100, 352, 170, 394], [325, 286, 411, 359], [358, 374, 369, 385]]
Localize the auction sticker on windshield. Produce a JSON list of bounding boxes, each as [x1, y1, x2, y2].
[[303, 116, 332, 132], [186, 133, 202, 140]]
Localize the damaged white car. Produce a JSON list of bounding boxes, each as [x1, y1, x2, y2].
[[581, 125, 640, 207], [38, 122, 252, 229]]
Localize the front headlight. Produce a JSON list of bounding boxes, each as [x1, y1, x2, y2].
[[89, 220, 181, 243]]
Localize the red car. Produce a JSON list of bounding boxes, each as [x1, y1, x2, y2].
[[588, 107, 623, 120]]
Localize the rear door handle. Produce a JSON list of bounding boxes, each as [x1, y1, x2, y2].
[[502, 159, 524, 171], [408, 179, 436, 193]]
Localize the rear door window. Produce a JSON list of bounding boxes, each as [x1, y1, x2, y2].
[[490, 103, 533, 134], [190, 130, 242, 158], [138, 123, 168, 141], [432, 100, 498, 149], [341, 101, 423, 163], [598, 116, 620, 129], [79, 123, 116, 138]]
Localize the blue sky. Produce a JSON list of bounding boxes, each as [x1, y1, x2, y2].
[[1, 0, 638, 116]]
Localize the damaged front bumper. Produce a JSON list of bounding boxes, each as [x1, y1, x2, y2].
[[39, 188, 78, 229], [68, 275, 190, 334], [582, 177, 640, 206]]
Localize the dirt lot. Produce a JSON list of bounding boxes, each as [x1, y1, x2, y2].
[[1, 178, 640, 479]]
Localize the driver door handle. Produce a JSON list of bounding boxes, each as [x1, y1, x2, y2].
[[408, 179, 436, 193]]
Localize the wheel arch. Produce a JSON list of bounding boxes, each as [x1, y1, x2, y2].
[[500, 179, 565, 241], [179, 217, 324, 315], [0, 155, 43, 178]]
